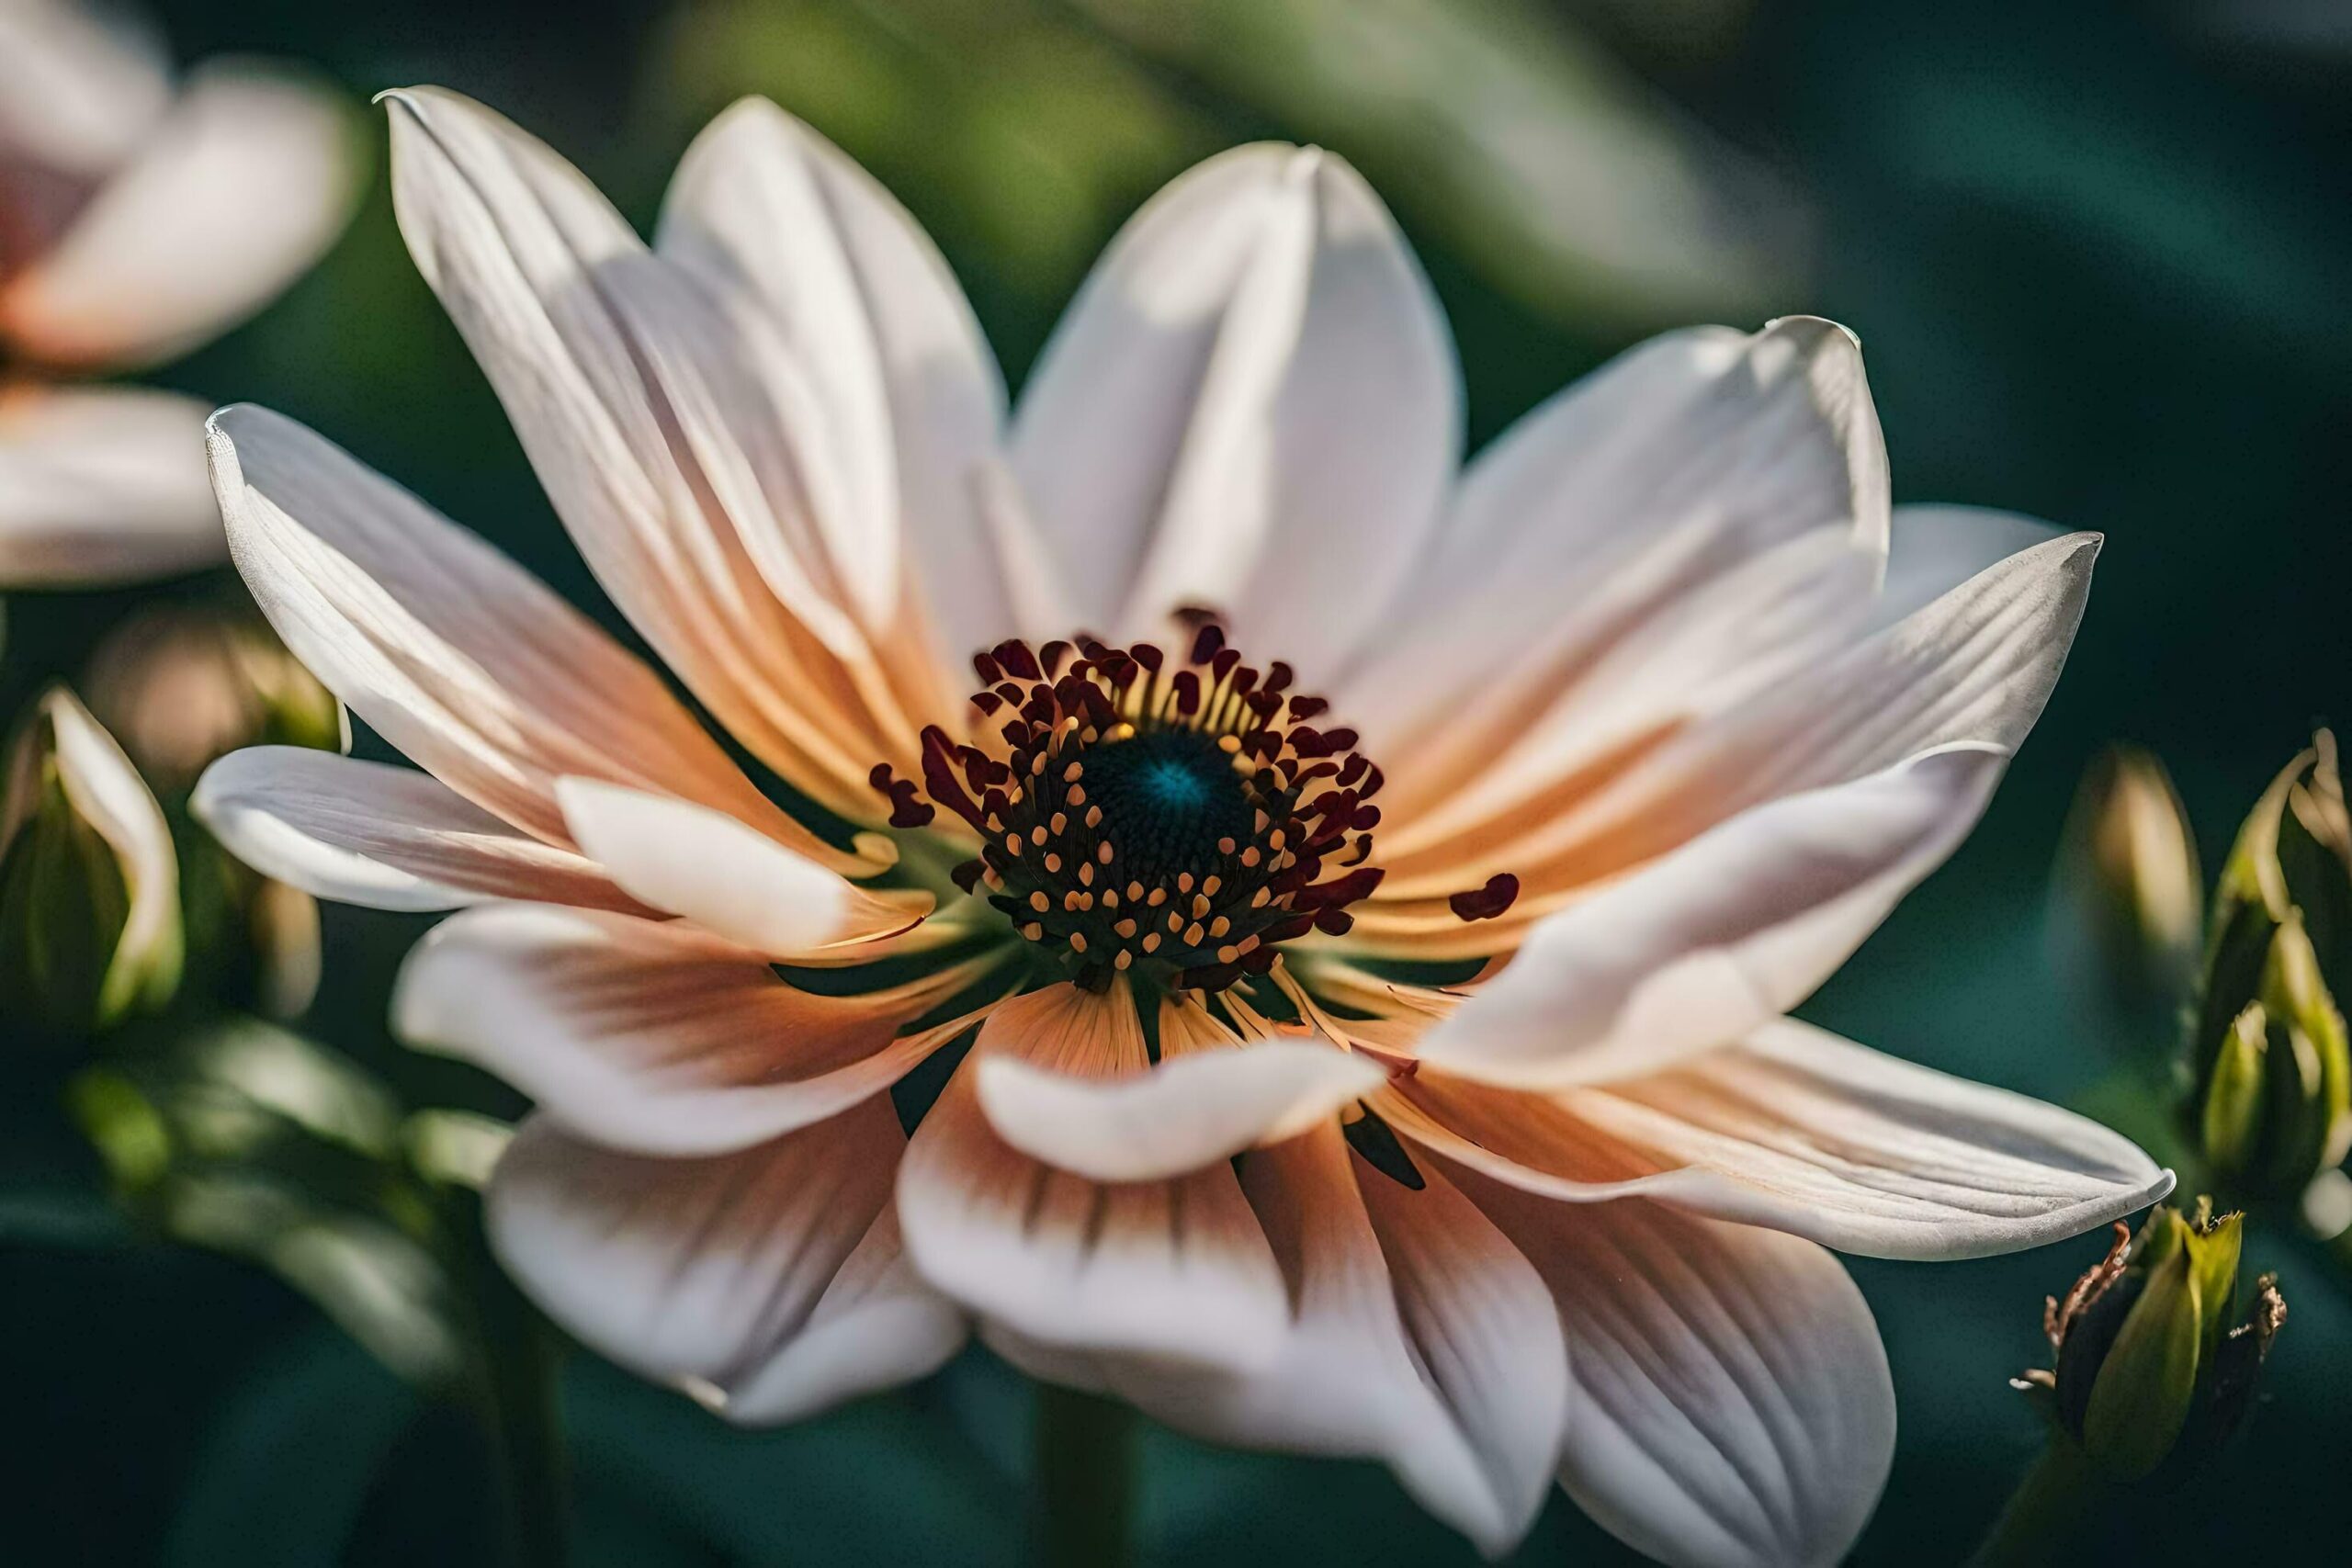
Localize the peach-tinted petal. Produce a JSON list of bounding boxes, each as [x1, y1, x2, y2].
[[554, 778, 921, 955], [658, 97, 1010, 674], [486, 1100, 907, 1393], [0, 384, 218, 587], [2, 64, 359, 371], [971, 994, 1383, 1181], [1385, 1019, 2171, 1260], [897, 984, 1289, 1372], [1012, 143, 1458, 675], [1344, 317, 1886, 793], [194, 747, 639, 913], [1049, 1125, 1557, 1556], [206, 404, 873, 874], [1408, 745, 2008, 1087], [707, 1201, 966, 1425], [0, 0, 169, 183], [1463, 1179, 1894, 1568], [396, 904, 995, 1156], [382, 86, 949, 824]]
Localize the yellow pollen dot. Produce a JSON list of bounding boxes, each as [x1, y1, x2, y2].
[[1237, 933, 1261, 953], [1114, 950, 1133, 970], [1049, 812, 1067, 835], [1166, 911, 1183, 932], [1216, 837, 1237, 855], [1043, 852, 1062, 874], [1269, 829, 1287, 851], [1202, 875, 1222, 897], [1062, 761, 1083, 783], [1115, 918, 1138, 938], [1141, 932, 1161, 953], [1029, 891, 1049, 912], [1096, 840, 1114, 863], [1079, 862, 1095, 886], [1064, 891, 1083, 912], [1086, 806, 1103, 829], [1148, 887, 1168, 908], [1103, 889, 1121, 909], [1005, 835, 1023, 855], [1031, 826, 1048, 846], [1177, 872, 1195, 894], [1127, 880, 1145, 900], [1209, 916, 1230, 938], [1251, 886, 1271, 908], [1069, 784, 1087, 806], [1216, 944, 1238, 964], [1192, 894, 1211, 918], [1216, 734, 1241, 754], [1022, 922, 1044, 942], [1109, 722, 1136, 741], [1182, 921, 1205, 946], [1240, 847, 1261, 868], [1070, 931, 1088, 953]]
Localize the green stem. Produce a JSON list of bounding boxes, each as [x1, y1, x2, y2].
[[458, 1204, 571, 1568], [1033, 1382, 1136, 1568], [1968, 1438, 2110, 1567]]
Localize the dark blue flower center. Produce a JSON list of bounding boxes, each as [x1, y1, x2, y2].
[[1081, 730, 1257, 883]]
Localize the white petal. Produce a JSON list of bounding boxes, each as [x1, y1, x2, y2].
[[554, 777, 916, 954], [1345, 317, 1887, 767], [659, 97, 1010, 667], [1465, 1181, 1894, 1568], [712, 1203, 967, 1425], [383, 86, 942, 822], [1873, 503, 2058, 628], [1414, 745, 2010, 1087], [1387, 1021, 2173, 1259], [3, 65, 357, 371], [973, 1032, 1384, 1181], [0, 0, 170, 180], [28, 688, 179, 1016], [205, 404, 862, 871], [897, 986, 1289, 1372], [1012, 143, 1458, 673], [1078, 1125, 1543, 1556], [0, 385, 219, 587], [395, 903, 979, 1156], [486, 1102, 905, 1390], [194, 747, 634, 912]]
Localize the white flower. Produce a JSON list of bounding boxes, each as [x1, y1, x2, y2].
[[194, 86, 2173, 1567], [0, 0, 358, 586]]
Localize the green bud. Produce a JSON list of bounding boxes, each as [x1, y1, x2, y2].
[[2022, 1201, 2285, 1483], [2051, 746, 2202, 1039], [2188, 740, 2352, 1198], [0, 688, 182, 1039]]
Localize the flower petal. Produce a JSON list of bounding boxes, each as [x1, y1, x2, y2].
[[206, 403, 867, 872], [972, 996, 1384, 1181], [1012, 143, 1458, 674], [658, 96, 1009, 671], [1064, 1125, 1556, 1557], [1464, 1179, 1894, 1568], [383, 85, 947, 824], [1873, 504, 2057, 629], [486, 1101, 909, 1393], [193, 746, 636, 912], [2, 64, 358, 371], [0, 0, 170, 183], [396, 903, 984, 1156], [1349, 529, 2099, 962], [1347, 317, 1887, 782], [553, 777, 920, 954], [707, 1201, 967, 1425], [0, 385, 219, 587], [1388, 1019, 2172, 1259], [897, 985, 1290, 1372], [1412, 745, 2009, 1087]]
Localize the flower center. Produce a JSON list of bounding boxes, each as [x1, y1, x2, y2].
[[874, 617, 1388, 993]]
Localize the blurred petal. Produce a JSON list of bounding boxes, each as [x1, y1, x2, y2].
[[898, 984, 1289, 1371], [708, 1202, 966, 1425], [397, 903, 983, 1156], [1389, 1020, 2172, 1259], [1412, 746, 2009, 1087], [487, 1101, 905, 1389], [974, 999, 1383, 1180], [2, 64, 358, 371], [0, 385, 218, 587], [206, 404, 869, 872], [1012, 143, 1458, 674], [194, 746, 637, 912], [1465, 1182, 1894, 1568], [659, 96, 1009, 669], [36, 687, 179, 1016], [0, 0, 169, 180]]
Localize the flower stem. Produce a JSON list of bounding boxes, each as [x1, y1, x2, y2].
[[1969, 1438, 2109, 1567], [1033, 1382, 1136, 1568], [457, 1203, 571, 1568]]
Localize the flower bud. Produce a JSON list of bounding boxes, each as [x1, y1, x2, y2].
[[2188, 739, 2352, 1198], [82, 603, 342, 793], [2051, 745, 2202, 1046], [2019, 1201, 2285, 1482], [0, 688, 182, 1038]]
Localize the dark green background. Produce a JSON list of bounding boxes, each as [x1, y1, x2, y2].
[[6, 0, 2350, 1562]]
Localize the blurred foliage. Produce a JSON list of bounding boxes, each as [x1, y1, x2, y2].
[[6, 0, 2352, 1562]]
